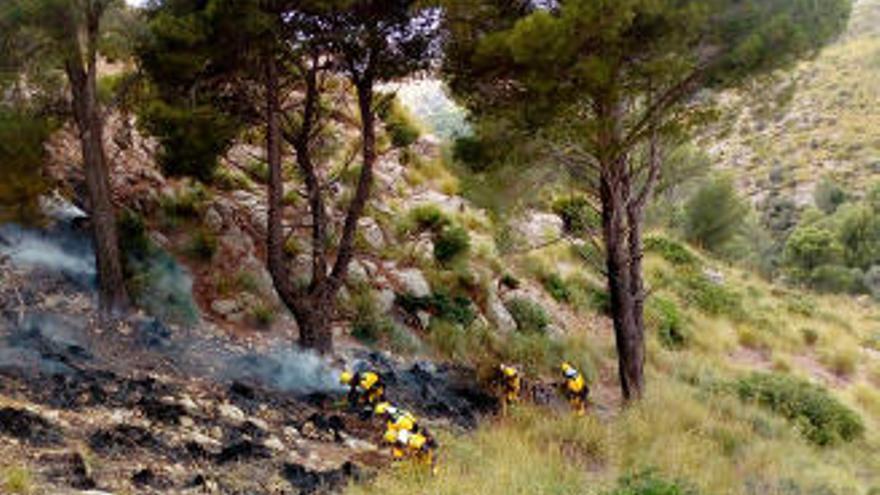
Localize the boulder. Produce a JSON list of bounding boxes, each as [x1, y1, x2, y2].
[[392, 268, 431, 298], [211, 299, 239, 316], [485, 286, 516, 333], [512, 210, 563, 249], [375, 289, 396, 314], [347, 260, 369, 285], [358, 217, 385, 251]]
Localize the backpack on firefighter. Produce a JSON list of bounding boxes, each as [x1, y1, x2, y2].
[[560, 362, 589, 416], [495, 363, 522, 416], [340, 370, 386, 417]]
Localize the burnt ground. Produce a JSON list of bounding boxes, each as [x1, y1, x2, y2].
[[0, 259, 495, 494]]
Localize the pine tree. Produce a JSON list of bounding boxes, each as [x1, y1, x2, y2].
[[442, 0, 852, 401]]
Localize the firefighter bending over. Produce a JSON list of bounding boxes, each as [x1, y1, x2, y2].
[[560, 362, 589, 416], [340, 370, 386, 415], [376, 402, 438, 473]]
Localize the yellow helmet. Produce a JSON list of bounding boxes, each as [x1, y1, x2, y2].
[[375, 402, 392, 415], [339, 371, 354, 385], [561, 362, 577, 378], [503, 366, 517, 377], [561, 362, 573, 373]]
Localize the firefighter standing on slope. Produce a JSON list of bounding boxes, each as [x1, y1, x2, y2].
[[560, 362, 590, 416], [496, 363, 521, 416], [340, 369, 386, 417], [375, 402, 438, 474]]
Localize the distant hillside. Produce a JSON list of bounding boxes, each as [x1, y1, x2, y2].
[[699, 0, 880, 207]]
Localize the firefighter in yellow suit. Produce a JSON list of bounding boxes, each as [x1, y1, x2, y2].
[[560, 362, 589, 416], [497, 364, 521, 416], [340, 370, 386, 415], [376, 403, 438, 474]]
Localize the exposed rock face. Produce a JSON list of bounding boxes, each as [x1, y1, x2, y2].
[[485, 286, 516, 333], [512, 210, 563, 249], [390, 268, 431, 298], [358, 217, 386, 251]]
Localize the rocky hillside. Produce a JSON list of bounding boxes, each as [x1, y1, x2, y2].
[[698, 0, 880, 206]]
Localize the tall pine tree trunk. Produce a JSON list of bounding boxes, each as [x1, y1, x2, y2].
[[66, 9, 128, 314], [597, 98, 645, 402], [264, 55, 335, 354]]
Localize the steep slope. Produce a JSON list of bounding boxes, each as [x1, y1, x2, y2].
[[699, 0, 880, 206]]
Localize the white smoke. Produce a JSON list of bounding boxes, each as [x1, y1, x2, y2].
[[221, 345, 347, 395], [0, 225, 96, 279]]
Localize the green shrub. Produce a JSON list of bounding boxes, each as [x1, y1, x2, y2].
[[607, 470, 698, 495], [506, 297, 550, 333], [865, 265, 880, 299], [213, 166, 252, 191], [676, 270, 743, 318], [801, 327, 819, 346], [644, 236, 699, 266], [246, 160, 269, 183], [379, 96, 421, 148], [405, 204, 451, 234], [541, 273, 571, 303], [814, 176, 848, 214], [552, 195, 599, 237], [351, 291, 395, 344], [139, 99, 239, 182], [250, 303, 275, 329], [784, 225, 843, 273], [397, 292, 476, 327], [733, 372, 865, 446], [160, 184, 209, 222], [835, 204, 880, 270], [2, 464, 32, 495], [0, 110, 53, 225], [434, 225, 471, 265], [119, 210, 199, 325], [452, 135, 488, 170], [500, 273, 521, 290], [683, 176, 747, 253], [807, 264, 864, 294], [187, 228, 218, 261], [647, 297, 689, 350]]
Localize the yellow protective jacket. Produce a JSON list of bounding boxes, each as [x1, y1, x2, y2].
[[566, 373, 587, 395]]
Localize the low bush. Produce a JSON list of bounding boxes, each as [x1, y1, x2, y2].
[[807, 264, 864, 294], [379, 96, 421, 148], [541, 272, 571, 303], [606, 469, 698, 495], [676, 270, 743, 318], [506, 297, 550, 334], [397, 292, 476, 327], [733, 372, 865, 446], [401, 204, 451, 235], [187, 228, 218, 261], [0, 110, 53, 225], [119, 210, 200, 325], [351, 291, 395, 344], [250, 303, 275, 329], [500, 273, 521, 290], [552, 195, 599, 237], [2, 464, 32, 495], [647, 297, 689, 350], [801, 327, 819, 346], [159, 183, 209, 223], [644, 236, 699, 266], [434, 225, 471, 266]]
